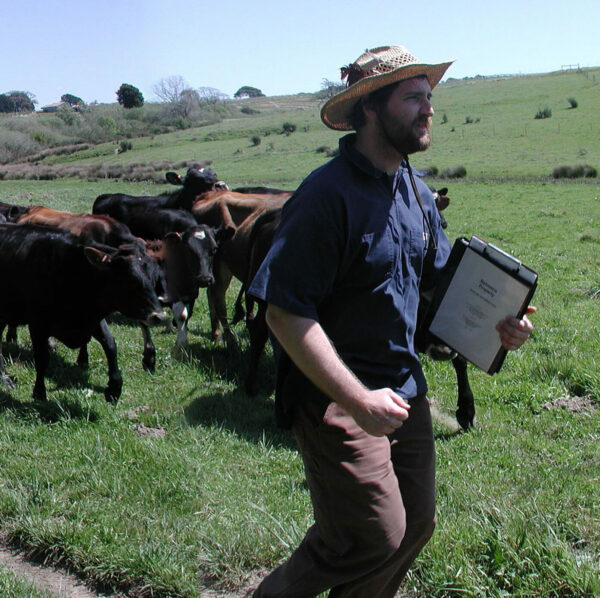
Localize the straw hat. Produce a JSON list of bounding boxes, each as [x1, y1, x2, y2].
[[321, 45, 454, 131]]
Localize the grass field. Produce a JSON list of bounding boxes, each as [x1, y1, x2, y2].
[[0, 70, 598, 597]]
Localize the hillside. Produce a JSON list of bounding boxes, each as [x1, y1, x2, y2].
[[1, 68, 599, 186]]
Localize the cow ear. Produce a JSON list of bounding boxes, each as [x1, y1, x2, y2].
[[165, 172, 183, 186], [84, 246, 112, 269], [438, 187, 448, 196], [164, 231, 182, 246], [216, 225, 235, 244]]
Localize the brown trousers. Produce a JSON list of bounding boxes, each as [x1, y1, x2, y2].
[[253, 394, 436, 598]]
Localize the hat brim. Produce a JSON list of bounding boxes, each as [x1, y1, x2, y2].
[[320, 60, 455, 131]]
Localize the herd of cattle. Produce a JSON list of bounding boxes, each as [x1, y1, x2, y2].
[[0, 167, 475, 430]]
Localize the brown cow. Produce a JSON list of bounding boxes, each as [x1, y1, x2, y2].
[[190, 190, 291, 347], [17, 206, 144, 250]]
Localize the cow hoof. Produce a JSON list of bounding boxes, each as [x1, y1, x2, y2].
[[104, 382, 122, 403], [456, 409, 475, 431], [142, 358, 156, 373]]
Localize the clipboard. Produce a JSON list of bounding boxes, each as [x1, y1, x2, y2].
[[421, 235, 537, 374]]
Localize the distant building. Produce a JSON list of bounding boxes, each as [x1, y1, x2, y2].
[[40, 101, 69, 113]]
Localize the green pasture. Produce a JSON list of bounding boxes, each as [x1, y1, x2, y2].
[[0, 69, 599, 596]]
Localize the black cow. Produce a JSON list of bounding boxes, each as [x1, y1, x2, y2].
[[92, 167, 218, 217], [94, 205, 199, 241], [0, 201, 28, 222], [0, 223, 166, 402]]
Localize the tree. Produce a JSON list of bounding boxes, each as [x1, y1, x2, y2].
[[61, 93, 85, 107], [153, 75, 188, 105], [197, 86, 229, 104], [317, 78, 345, 99], [116, 83, 144, 108], [234, 86, 264, 98], [4, 90, 36, 112], [153, 76, 200, 118], [0, 94, 15, 113]]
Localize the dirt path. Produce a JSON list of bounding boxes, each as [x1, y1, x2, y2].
[[0, 540, 117, 598], [0, 535, 267, 597]]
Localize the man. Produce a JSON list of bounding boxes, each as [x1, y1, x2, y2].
[[249, 45, 534, 598]]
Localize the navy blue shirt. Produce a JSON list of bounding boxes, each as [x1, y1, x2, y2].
[[249, 134, 451, 410]]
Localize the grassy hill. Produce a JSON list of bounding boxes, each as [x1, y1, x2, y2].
[[1, 67, 599, 187]]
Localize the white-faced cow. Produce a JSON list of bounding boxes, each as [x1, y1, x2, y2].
[[94, 192, 234, 357], [0, 223, 166, 402]]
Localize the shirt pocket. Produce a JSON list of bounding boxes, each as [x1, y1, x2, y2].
[[407, 229, 426, 278], [360, 228, 396, 283]]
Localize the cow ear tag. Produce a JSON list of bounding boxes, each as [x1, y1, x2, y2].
[[194, 230, 206, 240]]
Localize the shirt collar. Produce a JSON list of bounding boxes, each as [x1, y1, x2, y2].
[[339, 133, 388, 180]]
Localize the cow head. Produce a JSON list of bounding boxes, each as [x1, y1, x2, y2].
[[162, 224, 234, 303], [84, 244, 167, 326], [165, 167, 218, 193]]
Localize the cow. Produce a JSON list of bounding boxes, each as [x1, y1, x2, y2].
[[0, 223, 166, 402], [92, 166, 219, 217], [13, 205, 164, 370], [93, 203, 199, 241], [16, 205, 145, 250], [0, 201, 28, 222], [189, 190, 291, 347], [142, 224, 234, 357]]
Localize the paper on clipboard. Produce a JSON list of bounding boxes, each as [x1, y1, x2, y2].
[[428, 246, 532, 372]]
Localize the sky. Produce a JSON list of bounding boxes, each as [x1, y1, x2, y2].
[[2, 0, 598, 108]]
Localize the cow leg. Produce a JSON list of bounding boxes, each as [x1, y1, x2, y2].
[[207, 262, 238, 350], [139, 323, 156, 372], [6, 324, 17, 343], [244, 301, 269, 396], [28, 325, 50, 401], [453, 356, 475, 430], [76, 344, 89, 369], [92, 319, 122, 403], [171, 301, 190, 358], [0, 323, 16, 391]]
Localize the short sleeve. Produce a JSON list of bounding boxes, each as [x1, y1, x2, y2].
[[249, 186, 346, 321]]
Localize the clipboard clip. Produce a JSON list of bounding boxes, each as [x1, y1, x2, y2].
[[469, 235, 522, 273]]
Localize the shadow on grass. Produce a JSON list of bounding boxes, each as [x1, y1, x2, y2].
[[1, 341, 104, 422], [183, 388, 296, 451], [0, 388, 100, 423]]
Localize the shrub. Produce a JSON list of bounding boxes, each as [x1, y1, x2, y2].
[[316, 146, 330, 154], [567, 97, 578, 109], [535, 106, 552, 119], [441, 113, 448, 124], [552, 164, 597, 179], [282, 122, 297, 135], [250, 135, 261, 146], [441, 165, 467, 179], [464, 115, 474, 124], [425, 166, 439, 176], [241, 106, 260, 115]]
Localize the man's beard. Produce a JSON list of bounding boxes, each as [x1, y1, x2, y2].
[[376, 111, 432, 156]]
